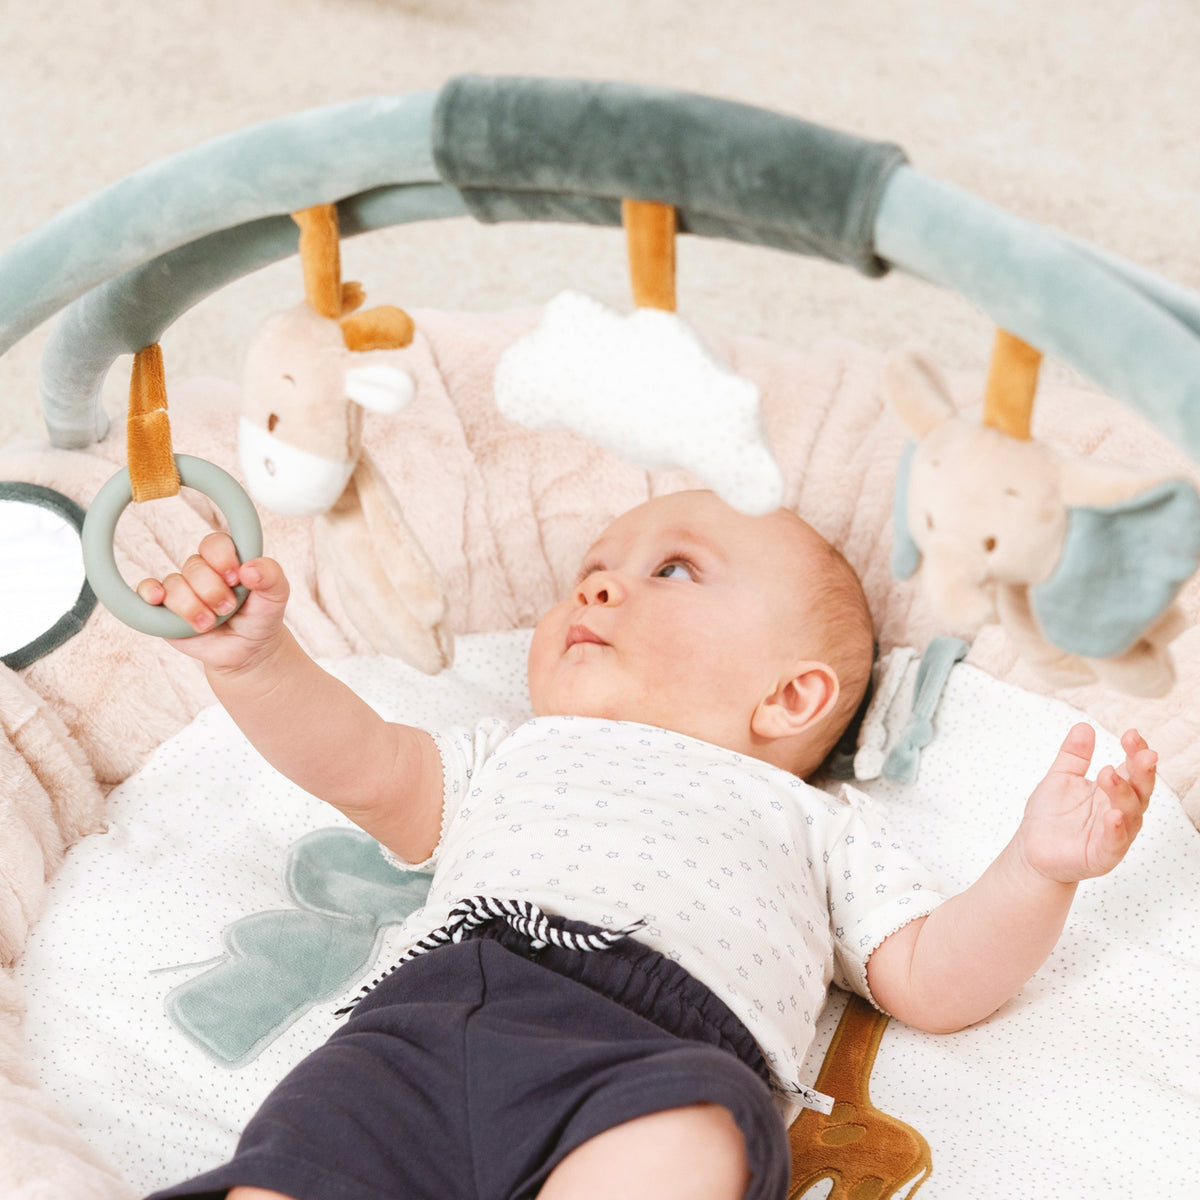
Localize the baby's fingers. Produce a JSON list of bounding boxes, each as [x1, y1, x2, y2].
[[235, 555, 289, 605], [135, 576, 167, 607], [135, 535, 242, 633], [1098, 763, 1149, 844], [141, 565, 228, 633], [1118, 729, 1157, 807], [195, 531, 243, 586], [1046, 723, 1097, 780]]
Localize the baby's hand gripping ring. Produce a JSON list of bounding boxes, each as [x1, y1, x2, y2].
[[81, 455, 264, 638]]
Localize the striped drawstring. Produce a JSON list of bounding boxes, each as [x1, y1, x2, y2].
[[335, 896, 647, 1016]]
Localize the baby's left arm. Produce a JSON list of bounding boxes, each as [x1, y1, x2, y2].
[[866, 723, 1156, 1034]]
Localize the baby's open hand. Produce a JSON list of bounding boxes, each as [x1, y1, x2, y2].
[[136, 532, 289, 671], [1016, 723, 1156, 884]]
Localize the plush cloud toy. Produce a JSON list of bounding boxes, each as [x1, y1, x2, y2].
[[494, 201, 784, 517], [887, 344, 1200, 697], [494, 290, 784, 516]]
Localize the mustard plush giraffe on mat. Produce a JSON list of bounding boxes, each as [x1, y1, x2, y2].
[[789, 995, 931, 1200]]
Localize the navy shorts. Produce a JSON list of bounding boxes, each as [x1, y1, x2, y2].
[[147, 912, 790, 1200]]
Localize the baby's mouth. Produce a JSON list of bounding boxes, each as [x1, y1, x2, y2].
[[566, 624, 608, 649]]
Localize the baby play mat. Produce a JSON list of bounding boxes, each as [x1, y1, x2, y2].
[[11, 633, 1200, 1197], [2, 76, 1200, 1196]]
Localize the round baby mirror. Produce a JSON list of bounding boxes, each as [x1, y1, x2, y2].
[[0, 482, 97, 670]]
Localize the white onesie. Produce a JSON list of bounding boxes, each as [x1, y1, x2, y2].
[[383, 715, 946, 1111]]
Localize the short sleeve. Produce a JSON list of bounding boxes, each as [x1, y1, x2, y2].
[[379, 717, 511, 873], [825, 784, 947, 1008]]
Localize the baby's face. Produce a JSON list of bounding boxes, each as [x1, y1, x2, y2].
[[528, 490, 825, 756]]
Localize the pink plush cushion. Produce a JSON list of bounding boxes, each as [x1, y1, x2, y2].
[[6, 307, 1200, 835]]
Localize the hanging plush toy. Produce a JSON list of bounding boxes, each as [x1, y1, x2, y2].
[[237, 206, 453, 672], [494, 200, 785, 516], [887, 332, 1200, 697]]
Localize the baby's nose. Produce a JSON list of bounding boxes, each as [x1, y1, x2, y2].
[[577, 572, 621, 606]]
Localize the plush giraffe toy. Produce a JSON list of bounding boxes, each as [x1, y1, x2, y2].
[[236, 206, 453, 673]]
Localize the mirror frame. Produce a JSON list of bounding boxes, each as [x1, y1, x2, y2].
[[0, 481, 97, 670]]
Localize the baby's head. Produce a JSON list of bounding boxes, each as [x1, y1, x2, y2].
[[528, 490, 874, 777]]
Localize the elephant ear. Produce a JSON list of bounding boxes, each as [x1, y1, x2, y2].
[[1031, 480, 1200, 657], [883, 348, 957, 439], [890, 440, 921, 580], [884, 350, 957, 582]]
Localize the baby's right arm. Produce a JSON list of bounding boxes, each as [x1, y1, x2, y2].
[[137, 533, 445, 863], [866, 723, 1154, 1034]]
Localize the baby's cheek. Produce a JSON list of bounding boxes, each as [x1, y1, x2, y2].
[[527, 655, 554, 711], [526, 637, 554, 709]]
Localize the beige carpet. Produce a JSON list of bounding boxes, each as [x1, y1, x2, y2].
[[1, 0, 1198, 450]]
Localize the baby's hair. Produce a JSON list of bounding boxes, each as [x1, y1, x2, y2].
[[811, 543, 875, 757], [780, 515, 875, 777]]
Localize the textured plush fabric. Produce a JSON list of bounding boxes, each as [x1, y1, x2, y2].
[[432, 74, 906, 276]]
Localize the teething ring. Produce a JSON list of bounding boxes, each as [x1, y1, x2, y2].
[[81, 454, 263, 638]]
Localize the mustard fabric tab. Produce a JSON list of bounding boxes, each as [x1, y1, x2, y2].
[[292, 205, 343, 320], [622, 199, 677, 312], [983, 328, 1041, 440], [127, 344, 180, 502]]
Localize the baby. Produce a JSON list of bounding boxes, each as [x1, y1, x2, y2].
[[139, 489, 1155, 1200]]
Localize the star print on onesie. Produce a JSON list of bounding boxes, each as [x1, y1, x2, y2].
[[377, 716, 945, 1117]]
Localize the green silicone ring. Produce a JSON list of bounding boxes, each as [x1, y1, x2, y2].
[[81, 455, 264, 638]]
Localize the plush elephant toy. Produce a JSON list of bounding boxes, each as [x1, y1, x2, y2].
[[886, 348, 1200, 697], [237, 206, 453, 673]]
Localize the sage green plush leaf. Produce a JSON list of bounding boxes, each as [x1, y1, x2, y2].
[[165, 827, 430, 1067]]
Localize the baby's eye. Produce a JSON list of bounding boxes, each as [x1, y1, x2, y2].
[[574, 560, 604, 586], [655, 560, 695, 581]]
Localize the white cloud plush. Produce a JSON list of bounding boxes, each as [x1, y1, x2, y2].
[[493, 291, 784, 515]]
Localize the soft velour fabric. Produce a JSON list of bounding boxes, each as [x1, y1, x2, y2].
[[432, 74, 907, 276]]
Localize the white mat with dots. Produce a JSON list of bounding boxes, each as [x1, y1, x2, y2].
[[12, 630, 1200, 1197]]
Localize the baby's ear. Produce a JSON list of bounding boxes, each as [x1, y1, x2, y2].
[[752, 662, 840, 741]]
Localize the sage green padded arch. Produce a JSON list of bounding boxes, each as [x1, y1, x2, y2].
[[1, 73, 1199, 463]]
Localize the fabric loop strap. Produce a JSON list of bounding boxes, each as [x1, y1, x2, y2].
[[623, 198, 677, 311], [126, 344, 181, 502], [882, 637, 970, 785], [292, 206, 343, 320], [983, 328, 1042, 440]]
